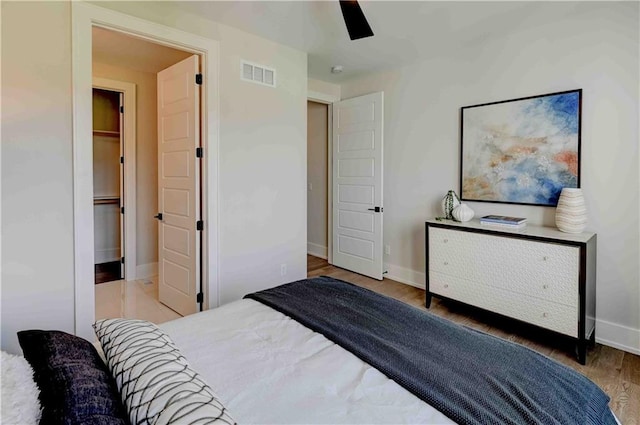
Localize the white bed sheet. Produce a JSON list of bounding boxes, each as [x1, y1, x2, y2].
[[160, 298, 454, 424]]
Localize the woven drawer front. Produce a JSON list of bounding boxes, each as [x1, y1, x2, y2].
[[429, 227, 579, 307], [430, 271, 577, 337]]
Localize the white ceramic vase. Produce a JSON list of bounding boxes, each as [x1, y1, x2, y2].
[[452, 203, 474, 222], [441, 190, 461, 220], [555, 188, 587, 233]]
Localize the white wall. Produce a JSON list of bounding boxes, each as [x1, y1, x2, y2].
[[1, 1, 76, 353], [309, 78, 341, 100], [93, 63, 159, 269], [1, 1, 307, 352], [340, 2, 640, 353], [307, 101, 328, 258], [214, 23, 307, 303]]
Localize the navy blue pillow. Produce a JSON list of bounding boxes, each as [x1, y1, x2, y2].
[[17, 330, 129, 425]]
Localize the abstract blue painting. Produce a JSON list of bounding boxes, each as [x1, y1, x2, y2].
[[460, 90, 581, 206]]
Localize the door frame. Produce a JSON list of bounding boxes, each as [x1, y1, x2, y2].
[[307, 90, 339, 264], [72, 2, 220, 341], [92, 78, 137, 281]]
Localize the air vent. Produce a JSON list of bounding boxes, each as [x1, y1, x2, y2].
[[241, 60, 276, 88]]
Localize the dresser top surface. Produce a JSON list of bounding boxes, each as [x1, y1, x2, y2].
[[426, 218, 596, 244]]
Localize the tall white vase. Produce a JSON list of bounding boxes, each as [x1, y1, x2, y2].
[[555, 188, 587, 233]]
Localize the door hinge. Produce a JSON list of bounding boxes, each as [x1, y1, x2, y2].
[[196, 292, 204, 303], [195, 74, 203, 85], [120, 257, 125, 264], [120, 156, 124, 164], [196, 147, 203, 158], [197, 220, 204, 231], [120, 206, 124, 214], [120, 106, 124, 113]]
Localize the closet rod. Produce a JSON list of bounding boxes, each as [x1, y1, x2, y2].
[[94, 197, 120, 205]]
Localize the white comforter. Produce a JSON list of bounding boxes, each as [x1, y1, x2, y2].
[[160, 298, 454, 424]]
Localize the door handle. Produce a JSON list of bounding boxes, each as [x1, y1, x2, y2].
[[154, 213, 163, 221], [367, 207, 383, 213]]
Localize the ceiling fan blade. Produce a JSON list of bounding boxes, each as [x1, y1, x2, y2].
[[339, 0, 374, 40]]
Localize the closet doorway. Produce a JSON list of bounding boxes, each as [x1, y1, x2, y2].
[[92, 88, 125, 284]]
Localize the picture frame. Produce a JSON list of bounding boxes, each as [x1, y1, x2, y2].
[[460, 89, 582, 207]]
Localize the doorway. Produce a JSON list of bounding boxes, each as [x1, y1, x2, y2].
[[306, 90, 338, 269], [306, 91, 385, 280], [91, 26, 202, 322], [72, 3, 220, 342], [307, 101, 329, 262], [92, 88, 123, 284]]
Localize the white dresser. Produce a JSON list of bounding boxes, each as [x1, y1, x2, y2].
[[425, 219, 596, 364]]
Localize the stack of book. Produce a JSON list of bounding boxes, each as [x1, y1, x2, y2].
[[480, 215, 527, 229]]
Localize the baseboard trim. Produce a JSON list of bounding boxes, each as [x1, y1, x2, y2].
[[384, 262, 640, 355], [136, 262, 158, 280], [307, 242, 328, 260], [595, 318, 640, 355], [95, 248, 120, 264], [384, 263, 424, 290]]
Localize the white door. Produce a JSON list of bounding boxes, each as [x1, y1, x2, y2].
[[157, 55, 201, 316], [332, 92, 384, 280]]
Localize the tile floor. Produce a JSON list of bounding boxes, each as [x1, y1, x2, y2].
[[95, 276, 182, 324]]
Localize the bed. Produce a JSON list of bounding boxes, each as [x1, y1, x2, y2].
[[9, 276, 619, 425], [159, 296, 453, 424]]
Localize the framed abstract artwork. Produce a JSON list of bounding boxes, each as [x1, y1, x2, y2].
[[460, 89, 582, 206]]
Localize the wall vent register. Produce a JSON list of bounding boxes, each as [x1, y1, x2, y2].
[[241, 60, 276, 87]]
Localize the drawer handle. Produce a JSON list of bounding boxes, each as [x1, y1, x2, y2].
[[443, 261, 449, 266], [444, 284, 449, 288], [542, 312, 549, 318], [543, 256, 548, 261], [543, 284, 549, 289], [443, 239, 448, 243]]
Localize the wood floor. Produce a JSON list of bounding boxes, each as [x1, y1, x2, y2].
[[95, 261, 122, 284], [307, 255, 639, 424]]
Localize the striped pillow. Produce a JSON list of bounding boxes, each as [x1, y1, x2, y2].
[[94, 319, 235, 425]]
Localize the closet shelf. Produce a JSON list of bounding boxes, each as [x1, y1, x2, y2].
[[94, 196, 120, 205], [93, 130, 120, 137]]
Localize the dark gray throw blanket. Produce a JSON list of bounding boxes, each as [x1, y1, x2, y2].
[[245, 276, 616, 425]]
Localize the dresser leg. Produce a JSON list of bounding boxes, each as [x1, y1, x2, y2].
[[589, 329, 596, 348], [577, 340, 587, 365], [425, 293, 432, 309]]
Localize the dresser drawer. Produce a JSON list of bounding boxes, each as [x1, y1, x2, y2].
[[428, 227, 579, 307], [430, 271, 578, 337]]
